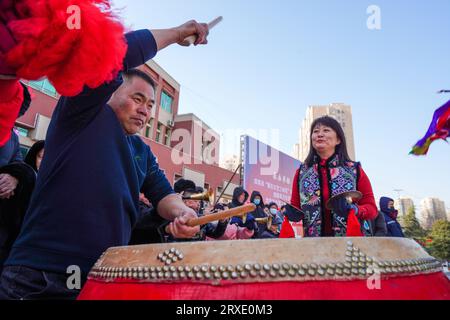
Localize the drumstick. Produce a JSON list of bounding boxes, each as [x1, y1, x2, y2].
[[180, 16, 223, 46], [187, 203, 255, 227], [165, 203, 256, 235]]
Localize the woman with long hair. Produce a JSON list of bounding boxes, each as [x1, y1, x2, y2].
[[289, 116, 377, 237]]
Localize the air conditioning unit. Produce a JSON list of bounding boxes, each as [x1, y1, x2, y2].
[[167, 120, 175, 127]]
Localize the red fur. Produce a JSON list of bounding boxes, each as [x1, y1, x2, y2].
[[4, 0, 127, 96], [346, 209, 363, 237]]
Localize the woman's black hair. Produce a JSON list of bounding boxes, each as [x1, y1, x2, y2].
[[304, 116, 351, 166], [24, 140, 45, 172]]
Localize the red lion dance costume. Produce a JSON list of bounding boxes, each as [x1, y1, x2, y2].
[[0, 0, 127, 146]]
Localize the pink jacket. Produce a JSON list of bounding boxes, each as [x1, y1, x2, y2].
[[206, 223, 254, 241]]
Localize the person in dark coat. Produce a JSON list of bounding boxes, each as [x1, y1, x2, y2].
[[369, 211, 387, 236], [249, 191, 272, 238], [267, 202, 283, 236], [249, 191, 265, 218], [128, 194, 166, 245], [251, 202, 279, 239], [24, 140, 45, 173], [229, 186, 249, 209], [130, 180, 213, 244], [173, 179, 196, 194], [0, 89, 35, 274], [168, 179, 229, 242], [194, 186, 207, 216], [380, 197, 405, 237], [0, 135, 36, 274]]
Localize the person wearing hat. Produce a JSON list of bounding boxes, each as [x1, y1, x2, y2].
[[174, 179, 202, 216], [248, 191, 272, 238], [24, 140, 45, 173], [204, 201, 259, 241], [379, 197, 404, 237], [130, 180, 230, 244], [168, 179, 229, 242], [228, 187, 258, 236], [267, 202, 283, 236]]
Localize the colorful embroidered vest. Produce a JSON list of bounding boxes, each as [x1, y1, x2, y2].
[[298, 154, 371, 237]]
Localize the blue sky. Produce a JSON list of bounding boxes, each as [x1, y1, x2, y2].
[[114, 0, 450, 212]]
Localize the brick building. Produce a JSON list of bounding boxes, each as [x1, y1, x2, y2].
[[15, 60, 240, 203]]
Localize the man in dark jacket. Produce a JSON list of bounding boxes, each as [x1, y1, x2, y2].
[[0, 21, 209, 300], [380, 197, 405, 237]]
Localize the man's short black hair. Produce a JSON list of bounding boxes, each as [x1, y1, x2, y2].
[[123, 69, 155, 90]]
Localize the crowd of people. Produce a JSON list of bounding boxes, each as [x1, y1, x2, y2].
[[0, 17, 405, 300], [1, 127, 406, 265], [128, 175, 405, 247], [0, 111, 407, 300]]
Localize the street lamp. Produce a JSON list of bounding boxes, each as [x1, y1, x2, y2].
[[393, 189, 403, 199]]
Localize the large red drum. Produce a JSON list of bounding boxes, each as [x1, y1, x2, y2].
[[78, 238, 450, 300]]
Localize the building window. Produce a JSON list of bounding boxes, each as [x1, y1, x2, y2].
[[164, 128, 171, 146], [28, 78, 58, 97], [15, 127, 28, 137], [145, 118, 154, 139], [156, 123, 162, 143], [161, 91, 173, 113]]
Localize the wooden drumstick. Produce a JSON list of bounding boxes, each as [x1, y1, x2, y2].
[[180, 16, 223, 47], [186, 203, 255, 227], [165, 203, 256, 235]]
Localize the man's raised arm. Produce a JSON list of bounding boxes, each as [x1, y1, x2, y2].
[[150, 20, 209, 51], [124, 20, 208, 70], [62, 20, 209, 119]]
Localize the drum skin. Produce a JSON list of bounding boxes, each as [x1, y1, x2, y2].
[[78, 238, 450, 300]]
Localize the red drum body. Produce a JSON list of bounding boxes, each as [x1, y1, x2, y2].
[[78, 238, 450, 300]]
